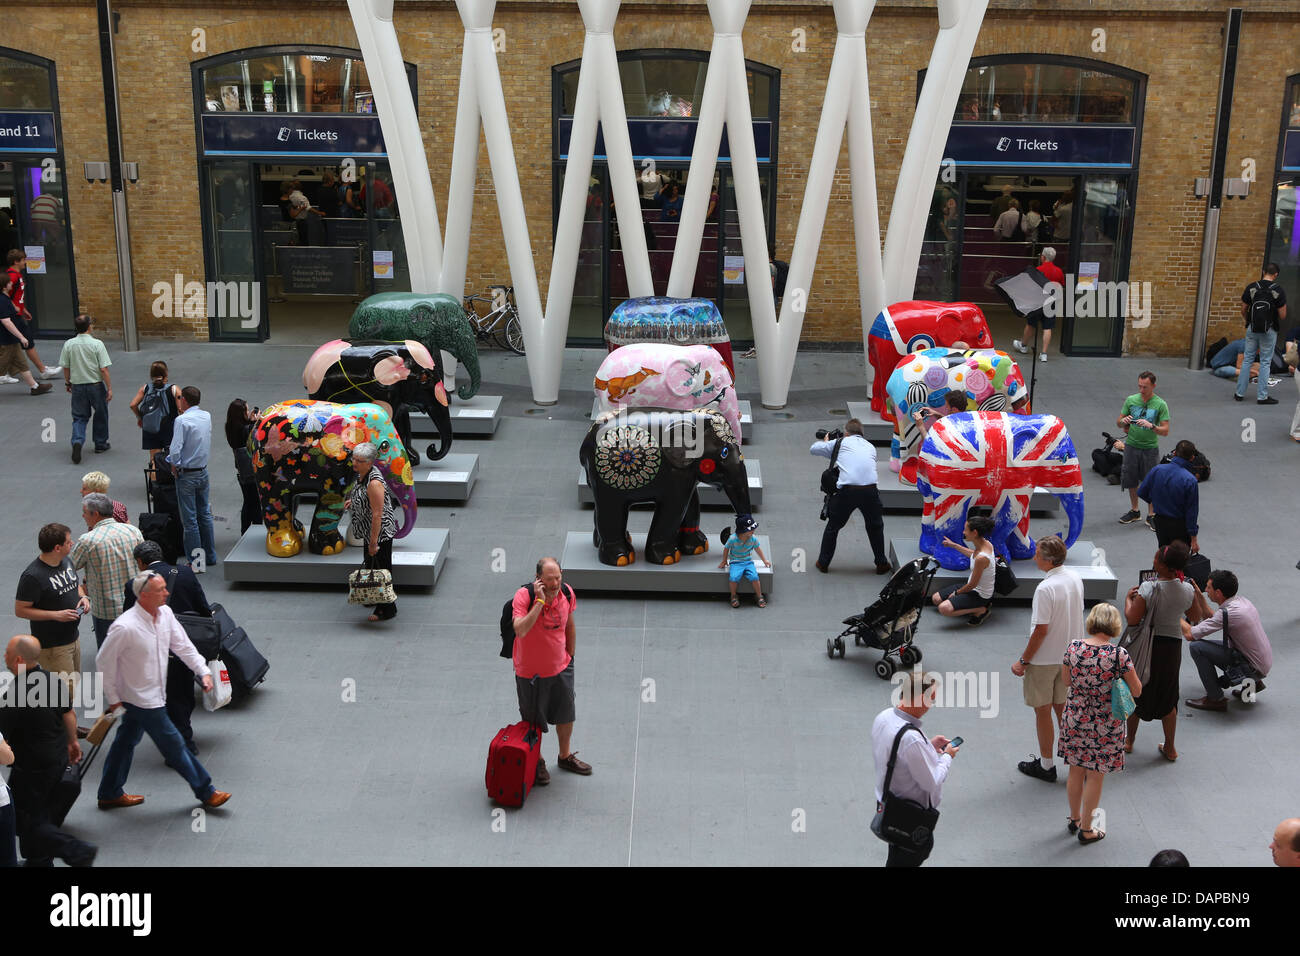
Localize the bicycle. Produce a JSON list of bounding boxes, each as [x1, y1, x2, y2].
[[463, 285, 525, 354]]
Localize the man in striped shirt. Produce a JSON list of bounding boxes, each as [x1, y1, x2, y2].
[[70, 493, 143, 649]]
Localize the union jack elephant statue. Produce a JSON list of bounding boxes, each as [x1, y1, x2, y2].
[[916, 411, 1084, 571]]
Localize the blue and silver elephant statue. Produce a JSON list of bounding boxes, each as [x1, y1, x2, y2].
[[916, 411, 1084, 570]]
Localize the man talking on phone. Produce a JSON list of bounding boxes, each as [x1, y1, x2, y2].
[[510, 557, 590, 785], [1116, 371, 1170, 529]]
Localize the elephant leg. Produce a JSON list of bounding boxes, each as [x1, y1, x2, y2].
[[594, 497, 635, 566], [645, 486, 689, 565], [676, 489, 708, 556], [260, 483, 303, 558], [393, 406, 419, 467], [923, 495, 972, 570], [308, 492, 347, 556], [1005, 494, 1035, 560]]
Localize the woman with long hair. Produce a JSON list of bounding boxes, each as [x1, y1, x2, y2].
[[128, 360, 182, 459], [932, 515, 996, 626]]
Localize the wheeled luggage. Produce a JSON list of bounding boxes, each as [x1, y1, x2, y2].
[[485, 720, 542, 808], [219, 622, 269, 695], [48, 712, 116, 827]]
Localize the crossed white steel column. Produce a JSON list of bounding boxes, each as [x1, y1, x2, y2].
[[668, 0, 782, 406], [881, 0, 990, 303], [547, 0, 654, 359], [346, 0, 443, 291], [773, 0, 884, 409]]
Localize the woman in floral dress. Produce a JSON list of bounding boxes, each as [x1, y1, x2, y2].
[[1058, 603, 1143, 845]]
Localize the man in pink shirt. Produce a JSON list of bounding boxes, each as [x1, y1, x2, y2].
[[510, 557, 590, 785], [1184, 569, 1272, 711]]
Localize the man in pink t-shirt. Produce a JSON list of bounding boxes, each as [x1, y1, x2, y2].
[[511, 556, 590, 785]]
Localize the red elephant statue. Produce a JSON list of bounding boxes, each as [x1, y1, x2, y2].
[[867, 301, 994, 419]]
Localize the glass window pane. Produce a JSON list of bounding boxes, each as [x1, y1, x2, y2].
[[621, 59, 704, 116], [953, 61, 1134, 124], [202, 55, 376, 113], [0, 55, 52, 111], [1268, 177, 1299, 326], [1289, 84, 1300, 128]]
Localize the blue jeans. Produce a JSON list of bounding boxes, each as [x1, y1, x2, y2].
[[92, 616, 112, 649], [1235, 329, 1277, 400], [97, 702, 215, 802], [1210, 339, 1245, 371], [70, 382, 109, 450], [176, 468, 217, 566]]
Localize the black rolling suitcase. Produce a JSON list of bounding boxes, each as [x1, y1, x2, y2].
[[142, 454, 184, 563], [49, 713, 116, 827], [210, 604, 269, 696]]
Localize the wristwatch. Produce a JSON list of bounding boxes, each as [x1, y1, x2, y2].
[[1018, 657, 1029, 666]]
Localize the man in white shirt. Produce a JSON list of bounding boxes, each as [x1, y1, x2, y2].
[[993, 198, 1023, 240], [811, 419, 891, 574], [95, 571, 231, 811], [872, 670, 959, 867], [1011, 536, 1083, 782]]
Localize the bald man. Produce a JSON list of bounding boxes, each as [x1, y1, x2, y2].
[[0, 635, 97, 866], [1271, 818, 1300, 867]]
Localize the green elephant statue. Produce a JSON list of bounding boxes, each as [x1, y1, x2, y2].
[[348, 292, 481, 400]]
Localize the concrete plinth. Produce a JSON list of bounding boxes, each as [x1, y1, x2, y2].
[[844, 402, 896, 443], [560, 531, 774, 594], [887, 537, 1118, 602], [411, 395, 502, 437], [223, 527, 449, 588], [414, 453, 479, 502]]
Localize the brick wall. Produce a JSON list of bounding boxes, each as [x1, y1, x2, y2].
[[7, 0, 1299, 353]]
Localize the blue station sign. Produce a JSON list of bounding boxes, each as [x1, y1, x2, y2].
[[943, 123, 1136, 169], [201, 113, 387, 157], [1282, 129, 1300, 172], [0, 111, 58, 153]]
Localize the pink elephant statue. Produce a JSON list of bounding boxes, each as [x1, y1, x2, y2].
[[593, 343, 741, 443]]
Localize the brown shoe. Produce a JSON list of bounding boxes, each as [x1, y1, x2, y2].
[[202, 791, 232, 808], [1185, 696, 1227, 712], [30, 383, 52, 396], [534, 757, 550, 787], [98, 794, 145, 809], [557, 752, 592, 775]]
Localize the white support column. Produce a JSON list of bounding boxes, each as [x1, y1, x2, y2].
[[881, 0, 988, 303], [770, 0, 881, 408], [548, 0, 651, 365], [439, 27, 482, 299], [346, 0, 443, 291]]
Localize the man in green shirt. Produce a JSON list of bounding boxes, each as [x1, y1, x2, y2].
[[1116, 370, 1170, 528], [57, 313, 113, 464]]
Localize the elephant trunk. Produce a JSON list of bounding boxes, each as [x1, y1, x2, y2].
[[450, 345, 481, 401], [724, 460, 755, 519]]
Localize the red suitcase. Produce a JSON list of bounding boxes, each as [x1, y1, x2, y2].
[[486, 721, 541, 807]]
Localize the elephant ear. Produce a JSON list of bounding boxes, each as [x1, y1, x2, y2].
[[404, 339, 436, 369], [592, 422, 660, 491], [373, 356, 410, 386], [304, 339, 349, 393]]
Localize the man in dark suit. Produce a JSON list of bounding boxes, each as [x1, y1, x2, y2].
[[121, 541, 211, 755]]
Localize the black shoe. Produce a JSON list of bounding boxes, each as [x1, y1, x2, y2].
[[1257, 397, 1279, 405], [1018, 756, 1058, 782], [966, 608, 990, 627], [65, 843, 98, 867], [814, 561, 828, 573], [71, 442, 82, 464], [1233, 393, 1244, 402], [1145, 515, 1156, 532], [1119, 510, 1141, 524], [534, 757, 550, 787], [94, 442, 110, 452]]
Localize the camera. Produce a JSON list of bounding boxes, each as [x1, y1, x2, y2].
[[816, 427, 844, 442]]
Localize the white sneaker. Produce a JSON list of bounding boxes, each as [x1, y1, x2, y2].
[[1012, 340, 1029, 354], [0, 375, 18, 384], [41, 365, 62, 379], [1039, 353, 1048, 363]]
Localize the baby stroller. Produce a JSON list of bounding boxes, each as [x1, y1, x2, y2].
[[827, 556, 938, 679]]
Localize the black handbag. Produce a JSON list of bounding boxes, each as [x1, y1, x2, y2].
[[1215, 608, 1256, 689], [993, 556, 1018, 596], [819, 438, 843, 521], [871, 723, 941, 848]]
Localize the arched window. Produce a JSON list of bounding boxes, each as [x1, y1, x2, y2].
[[952, 55, 1140, 125], [0, 47, 78, 335]]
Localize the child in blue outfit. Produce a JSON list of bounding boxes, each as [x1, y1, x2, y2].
[[718, 515, 770, 607]]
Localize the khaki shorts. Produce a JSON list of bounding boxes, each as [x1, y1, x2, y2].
[[1023, 662, 1068, 708], [39, 640, 82, 701], [0, 343, 27, 376]]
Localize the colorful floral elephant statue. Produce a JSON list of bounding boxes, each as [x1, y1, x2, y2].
[[604, 296, 734, 378], [916, 411, 1083, 570], [579, 409, 752, 567], [593, 343, 741, 443], [348, 292, 480, 400], [886, 348, 1029, 485], [867, 301, 994, 419], [250, 400, 417, 558]]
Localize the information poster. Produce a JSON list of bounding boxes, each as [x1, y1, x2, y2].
[[373, 250, 394, 279], [23, 246, 46, 275], [1077, 262, 1099, 290], [723, 255, 745, 285]]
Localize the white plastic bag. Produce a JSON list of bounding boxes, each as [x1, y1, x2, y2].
[[202, 661, 233, 712]]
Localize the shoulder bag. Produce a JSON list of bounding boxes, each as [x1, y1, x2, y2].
[[870, 723, 941, 848], [818, 437, 843, 521], [1109, 643, 1136, 720], [993, 555, 1018, 596], [348, 567, 396, 605], [1118, 582, 1161, 685]]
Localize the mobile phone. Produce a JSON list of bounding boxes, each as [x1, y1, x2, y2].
[[76, 606, 88, 617], [948, 736, 964, 750]]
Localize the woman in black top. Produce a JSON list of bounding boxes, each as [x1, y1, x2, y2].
[[129, 360, 182, 456], [225, 399, 263, 534]]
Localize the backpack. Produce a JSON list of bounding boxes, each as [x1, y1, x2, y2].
[[1247, 282, 1280, 334], [139, 382, 169, 434], [499, 582, 574, 659], [1009, 213, 1026, 242]]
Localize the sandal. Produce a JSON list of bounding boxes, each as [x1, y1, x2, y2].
[[1066, 817, 1081, 835], [1078, 828, 1106, 845], [730, 597, 741, 608], [757, 595, 767, 608], [1157, 743, 1178, 762]]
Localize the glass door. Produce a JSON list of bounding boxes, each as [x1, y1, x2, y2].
[[0, 159, 76, 334], [202, 160, 263, 338], [1062, 173, 1134, 354]]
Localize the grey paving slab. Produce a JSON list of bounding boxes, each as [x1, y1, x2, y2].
[[1, 340, 1296, 867]]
